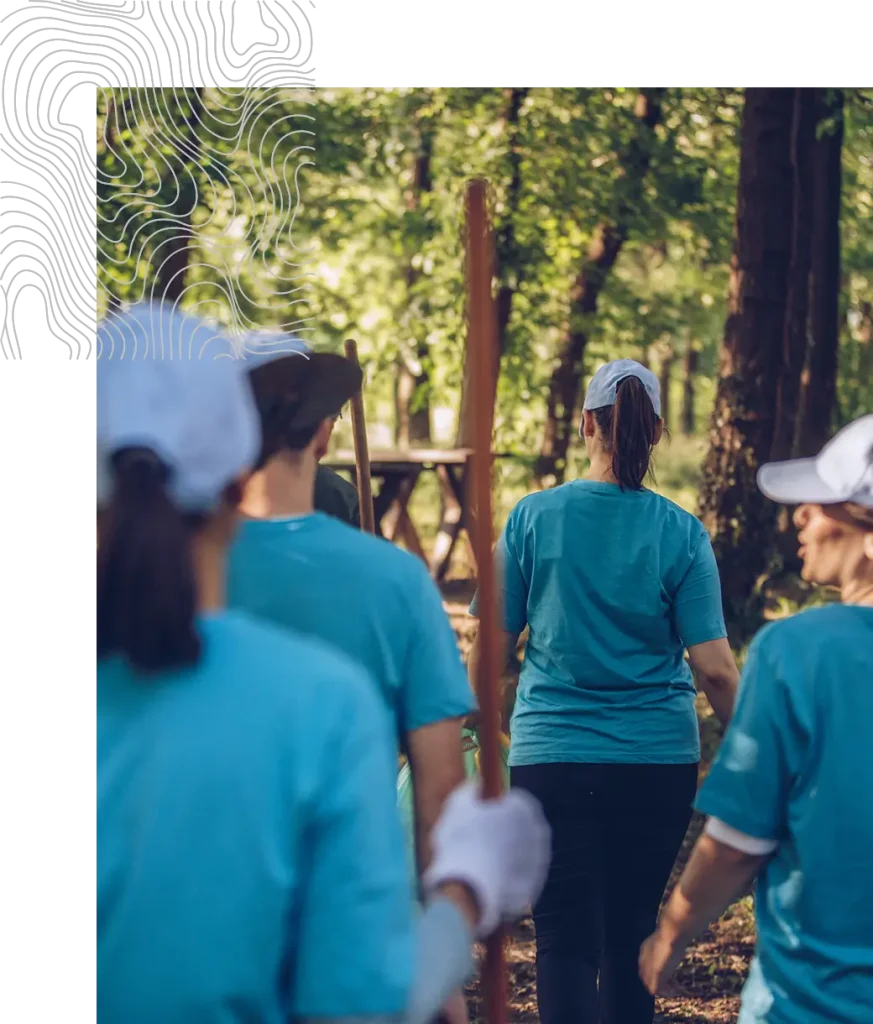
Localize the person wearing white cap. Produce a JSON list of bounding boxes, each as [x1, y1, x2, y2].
[[468, 358, 739, 1024], [96, 304, 551, 1024], [640, 414, 873, 1023]]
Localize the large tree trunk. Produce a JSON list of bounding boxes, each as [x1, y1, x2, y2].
[[395, 112, 435, 446], [682, 339, 698, 436], [697, 88, 796, 641], [795, 90, 844, 457], [456, 87, 528, 448], [153, 88, 204, 303], [771, 89, 817, 462], [535, 90, 663, 485]]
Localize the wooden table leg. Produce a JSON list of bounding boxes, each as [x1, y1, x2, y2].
[[432, 462, 475, 581], [373, 473, 402, 532], [383, 471, 427, 565]]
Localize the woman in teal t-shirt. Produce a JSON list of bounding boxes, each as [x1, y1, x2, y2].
[[469, 359, 739, 1024], [96, 304, 550, 1024], [641, 415, 873, 1024]]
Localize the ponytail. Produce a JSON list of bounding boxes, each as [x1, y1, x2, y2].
[[97, 448, 203, 674], [592, 376, 659, 490]]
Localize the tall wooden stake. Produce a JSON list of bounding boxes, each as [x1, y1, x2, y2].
[[466, 178, 507, 1024], [344, 338, 376, 534]]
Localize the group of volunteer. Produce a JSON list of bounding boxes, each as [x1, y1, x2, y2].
[[97, 303, 873, 1024]]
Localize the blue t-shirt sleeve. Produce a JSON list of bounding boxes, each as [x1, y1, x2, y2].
[[469, 510, 528, 635], [673, 531, 728, 648], [695, 628, 800, 842], [292, 673, 414, 1017], [402, 565, 476, 732]]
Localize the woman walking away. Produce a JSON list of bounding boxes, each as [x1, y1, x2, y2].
[[640, 414, 873, 1024], [469, 359, 739, 1024], [97, 304, 550, 1024]]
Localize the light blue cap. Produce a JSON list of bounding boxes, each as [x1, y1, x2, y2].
[[582, 358, 661, 418], [97, 303, 261, 511]]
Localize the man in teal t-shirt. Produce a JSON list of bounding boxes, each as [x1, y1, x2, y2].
[[230, 339, 475, 881]]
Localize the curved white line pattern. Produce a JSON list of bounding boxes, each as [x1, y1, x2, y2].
[[96, 82, 319, 360]]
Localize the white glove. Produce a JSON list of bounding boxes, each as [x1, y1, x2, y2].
[[422, 780, 551, 938]]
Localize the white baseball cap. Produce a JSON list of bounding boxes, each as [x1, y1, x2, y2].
[[97, 303, 260, 511], [581, 358, 662, 427], [757, 415, 873, 509]]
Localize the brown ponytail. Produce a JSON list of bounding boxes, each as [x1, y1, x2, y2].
[[592, 376, 660, 490], [97, 448, 204, 674]]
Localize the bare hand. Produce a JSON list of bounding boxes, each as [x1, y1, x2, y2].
[[638, 930, 684, 996]]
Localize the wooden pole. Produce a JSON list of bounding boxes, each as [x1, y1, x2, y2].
[[465, 178, 507, 1024], [344, 339, 376, 534]]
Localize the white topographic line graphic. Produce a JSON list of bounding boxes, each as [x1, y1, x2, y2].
[[96, 83, 319, 364]]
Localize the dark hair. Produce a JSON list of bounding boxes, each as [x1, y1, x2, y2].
[[592, 375, 660, 491], [97, 447, 205, 674], [253, 395, 330, 470]]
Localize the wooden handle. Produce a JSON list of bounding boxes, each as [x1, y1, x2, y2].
[[344, 339, 376, 534], [465, 178, 507, 1024]]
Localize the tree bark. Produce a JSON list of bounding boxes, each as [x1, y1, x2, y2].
[[659, 346, 675, 431], [535, 90, 663, 484], [682, 340, 698, 436], [152, 88, 204, 304], [795, 90, 844, 457], [771, 88, 817, 462], [395, 111, 435, 446], [456, 87, 528, 448], [697, 88, 796, 641]]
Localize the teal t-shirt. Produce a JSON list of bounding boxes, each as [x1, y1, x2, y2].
[[473, 481, 727, 765], [228, 513, 475, 742], [97, 611, 413, 1024], [696, 605, 873, 1024]]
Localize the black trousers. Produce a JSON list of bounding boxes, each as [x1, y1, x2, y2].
[[511, 762, 697, 1024]]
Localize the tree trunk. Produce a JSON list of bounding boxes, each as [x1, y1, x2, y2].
[[697, 88, 796, 641], [456, 87, 528, 448], [795, 90, 844, 457], [153, 88, 204, 304], [535, 90, 663, 485], [682, 341, 698, 436], [659, 346, 675, 431], [771, 88, 817, 462], [395, 108, 435, 446]]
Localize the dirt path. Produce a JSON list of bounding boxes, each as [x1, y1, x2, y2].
[[441, 582, 754, 1024]]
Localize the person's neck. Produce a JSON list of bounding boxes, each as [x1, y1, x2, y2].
[[239, 454, 316, 520], [192, 536, 227, 614], [841, 575, 873, 607], [584, 451, 618, 485]]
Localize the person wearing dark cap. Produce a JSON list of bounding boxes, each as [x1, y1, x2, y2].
[[229, 339, 476, 881], [240, 334, 366, 529], [640, 414, 873, 1024]]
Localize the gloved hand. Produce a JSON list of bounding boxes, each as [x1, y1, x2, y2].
[[422, 781, 551, 938]]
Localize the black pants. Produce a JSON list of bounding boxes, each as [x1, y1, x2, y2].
[[511, 762, 697, 1024]]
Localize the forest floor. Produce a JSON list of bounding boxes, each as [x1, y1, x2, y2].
[[440, 580, 755, 1024]]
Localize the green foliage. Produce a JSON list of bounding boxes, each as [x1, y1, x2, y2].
[[97, 87, 873, 450]]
